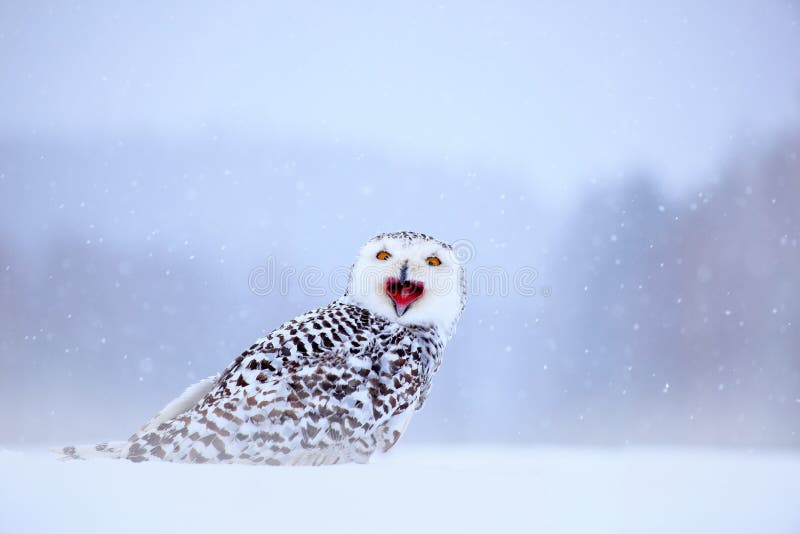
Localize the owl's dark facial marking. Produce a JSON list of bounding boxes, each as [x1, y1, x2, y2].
[[385, 278, 424, 316]]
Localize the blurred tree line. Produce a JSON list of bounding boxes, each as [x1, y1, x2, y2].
[[555, 127, 799, 446]]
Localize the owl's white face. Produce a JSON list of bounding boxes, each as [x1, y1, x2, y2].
[[344, 232, 465, 340]]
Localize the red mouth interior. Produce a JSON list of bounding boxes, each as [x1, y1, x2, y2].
[[385, 277, 424, 313]]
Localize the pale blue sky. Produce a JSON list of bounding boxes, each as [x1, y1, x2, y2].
[[1, 1, 799, 198]]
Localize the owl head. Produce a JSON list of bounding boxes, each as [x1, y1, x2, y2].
[[344, 231, 466, 341]]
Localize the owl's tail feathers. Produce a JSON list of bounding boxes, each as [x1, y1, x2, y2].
[[51, 441, 128, 461], [49, 374, 220, 463]]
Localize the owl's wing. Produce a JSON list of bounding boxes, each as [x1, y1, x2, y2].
[[200, 301, 368, 404], [136, 345, 375, 465], [125, 301, 381, 463]]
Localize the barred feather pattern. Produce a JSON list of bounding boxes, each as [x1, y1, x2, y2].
[[99, 301, 443, 465]]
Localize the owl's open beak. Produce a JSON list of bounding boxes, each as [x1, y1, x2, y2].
[[385, 277, 424, 316]]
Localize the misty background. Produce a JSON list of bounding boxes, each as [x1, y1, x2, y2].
[[1, 1, 799, 449]]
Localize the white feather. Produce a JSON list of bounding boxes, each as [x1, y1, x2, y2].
[[139, 374, 219, 432]]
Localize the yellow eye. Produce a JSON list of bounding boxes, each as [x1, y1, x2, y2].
[[376, 250, 391, 261], [426, 256, 442, 266]]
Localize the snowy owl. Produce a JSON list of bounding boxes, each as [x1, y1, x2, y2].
[[60, 231, 466, 465]]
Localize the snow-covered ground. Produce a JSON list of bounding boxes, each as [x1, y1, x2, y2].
[[1, 446, 798, 534]]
